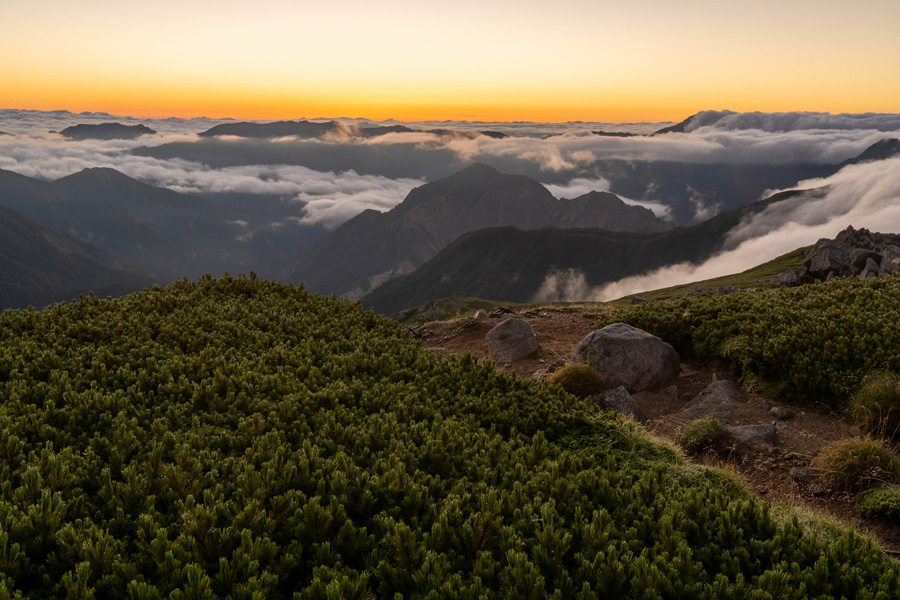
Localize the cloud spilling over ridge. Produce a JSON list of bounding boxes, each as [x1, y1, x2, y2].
[[543, 178, 672, 218], [533, 157, 900, 302], [677, 110, 900, 134]]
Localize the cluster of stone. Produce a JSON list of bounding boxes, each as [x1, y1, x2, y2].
[[780, 225, 900, 286]]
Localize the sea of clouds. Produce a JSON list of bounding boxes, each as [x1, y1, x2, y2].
[[1, 109, 898, 250]]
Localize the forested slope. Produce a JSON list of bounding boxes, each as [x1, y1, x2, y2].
[[0, 277, 896, 598]]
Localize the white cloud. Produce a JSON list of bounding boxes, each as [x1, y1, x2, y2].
[[543, 177, 672, 219], [587, 157, 900, 300]]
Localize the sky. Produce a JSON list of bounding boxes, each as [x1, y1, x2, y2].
[[3, 0, 899, 122]]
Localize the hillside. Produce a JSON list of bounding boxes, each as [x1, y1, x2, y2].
[[362, 188, 812, 314], [280, 163, 670, 298], [0, 276, 896, 597], [0, 203, 153, 309]]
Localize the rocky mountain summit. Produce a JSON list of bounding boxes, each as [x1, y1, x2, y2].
[[781, 225, 900, 285]]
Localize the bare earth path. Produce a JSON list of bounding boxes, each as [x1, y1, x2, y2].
[[411, 307, 900, 555]]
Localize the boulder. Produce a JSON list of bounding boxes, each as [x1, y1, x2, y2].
[[486, 318, 537, 363], [630, 295, 647, 305], [804, 239, 853, 279], [726, 424, 777, 448], [879, 245, 900, 275], [717, 285, 738, 295], [594, 386, 647, 423], [860, 257, 880, 280], [779, 269, 801, 287], [671, 380, 744, 424], [851, 247, 881, 270], [574, 323, 680, 392]]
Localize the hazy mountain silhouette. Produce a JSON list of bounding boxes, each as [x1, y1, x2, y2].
[[279, 163, 670, 298], [59, 122, 157, 140], [0, 168, 324, 280], [361, 188, 814, 314], [0, 203, 154, 309], [198, 120, 507, 140]]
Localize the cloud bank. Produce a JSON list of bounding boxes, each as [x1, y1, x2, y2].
[[534, 156, 900, 302]]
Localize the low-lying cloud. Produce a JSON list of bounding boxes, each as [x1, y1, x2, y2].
[[536, 156, 900, 302], [543, 177, 672, 219]]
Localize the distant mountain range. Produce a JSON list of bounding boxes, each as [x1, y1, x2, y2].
[[0, 203, 153, 309], [58, 122, 157, 140], [197, 119, 507, 140], [279, 163, 670, 299], [361, 188, 816, 314], [0, 167, 324, 284]]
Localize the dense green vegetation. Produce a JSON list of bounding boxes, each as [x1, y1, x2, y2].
[[1, 276, 898, 598], [598, 275, 900, 405]]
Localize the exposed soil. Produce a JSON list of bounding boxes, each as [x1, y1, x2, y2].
[[411, 307, 900, 556]]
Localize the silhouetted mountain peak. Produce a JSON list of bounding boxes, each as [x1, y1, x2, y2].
[[841, 138, 900, 166], [59, 123, 157, 140]]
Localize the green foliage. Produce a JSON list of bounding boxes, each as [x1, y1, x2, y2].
[[598, 275, 900, 405], [812, 438, 900, 492], [676, 419, 724, 454], [548, 363, 606, 399], [850, 371, 900, 443], [858, 487, 900, 521], [0, 276, 897, 598]]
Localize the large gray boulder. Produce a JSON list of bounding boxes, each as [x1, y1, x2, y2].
[[574, 323, 679, 392], [804, 239, 853, 279], [486, 318, 537, 363], [671, 380, 744, 424]]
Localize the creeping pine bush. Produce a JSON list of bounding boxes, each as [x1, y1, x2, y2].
[[0, 276, 898, 598], [547, 362, 606, 398], [676, 418, 724, 454], [850, 371, 900, 444], [598, 274, 900, 405], [812, 437, 900, 492], [858, 487, 900, 521]]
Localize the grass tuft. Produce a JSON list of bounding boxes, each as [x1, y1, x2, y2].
[[849, 371, 900, 444], [548, 362, 607, 398], [676, 418, 724, 454], [811, 437, 900, 492]]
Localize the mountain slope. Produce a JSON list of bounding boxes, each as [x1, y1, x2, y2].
[[279, 164, 669, 298], [0, 204, 153, 309], [362, 188, 812, 313]]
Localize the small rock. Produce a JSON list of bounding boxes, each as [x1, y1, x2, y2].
[[860, 257, 880, 280], [630, 295, 647, 304], [473, 309, 489, 321], [671, 380, 744, 424], [775, 422, 789, 431], [594, 386, 648, 423], [770, 406, 794, 420], [779, 269, 801, 287], [790, 467, 826, 495], [717, 285, 738, 295], [726, 424, 777, 448], [486, 319, 538, 363], [662, 385, 679, 401]]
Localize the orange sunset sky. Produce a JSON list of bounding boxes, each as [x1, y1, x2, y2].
[[3, 0, 899, 123]]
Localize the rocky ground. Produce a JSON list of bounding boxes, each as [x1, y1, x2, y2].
[[411, 307, 900, 556]]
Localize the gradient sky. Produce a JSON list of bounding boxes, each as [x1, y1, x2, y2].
[[3, 0, 899, 122]]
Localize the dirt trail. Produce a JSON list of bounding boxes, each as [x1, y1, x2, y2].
[[412, 308, 900, 555]]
